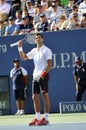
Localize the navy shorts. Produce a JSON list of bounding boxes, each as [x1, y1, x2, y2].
[[32, 74, 49, 94], [14, 88, 25, 100]]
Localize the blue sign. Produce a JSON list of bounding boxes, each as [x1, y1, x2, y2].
[[59, 101, 86, 113], [0, 30, 86, 114]]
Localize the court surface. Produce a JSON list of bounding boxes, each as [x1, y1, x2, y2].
[[0, 123, 86, 130], [0, 113, 86, 130]]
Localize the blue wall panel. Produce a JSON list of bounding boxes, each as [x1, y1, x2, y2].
[[0, 29, 86, 114]]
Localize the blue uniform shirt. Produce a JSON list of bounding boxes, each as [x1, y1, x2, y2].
[[74, 62, 86, 87]]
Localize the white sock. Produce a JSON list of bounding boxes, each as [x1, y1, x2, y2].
[[18, 109, 20, 112], [44, 113, 49, 121], [36, 112, 40, 120], [21, 109, 24, 112]]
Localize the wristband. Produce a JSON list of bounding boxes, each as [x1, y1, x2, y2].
[[18, 47, 23, 52], [41, 71, 47, 78]]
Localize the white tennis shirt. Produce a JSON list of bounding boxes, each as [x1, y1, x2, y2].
[[26, 45, 52, 78]]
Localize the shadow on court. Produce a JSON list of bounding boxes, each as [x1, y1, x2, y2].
[[0, 123, 86, 130]]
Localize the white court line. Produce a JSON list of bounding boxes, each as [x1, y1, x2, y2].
[[0, 122, 86, 126], [0, 123, 86, 130]]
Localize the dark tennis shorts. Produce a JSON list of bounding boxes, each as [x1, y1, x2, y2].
[[32, 74, 49, 94], [14, 88, 25, 100]]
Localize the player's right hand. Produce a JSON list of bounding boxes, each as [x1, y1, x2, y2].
[[41, 71, 47, 79], [17, 40, 22, 47]]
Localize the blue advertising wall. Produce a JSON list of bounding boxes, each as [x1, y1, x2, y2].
[[0, 29, 86, 114]]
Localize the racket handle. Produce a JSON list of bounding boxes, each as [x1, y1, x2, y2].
[[10, 36, 26, 47], [10, 42, 18, 47]]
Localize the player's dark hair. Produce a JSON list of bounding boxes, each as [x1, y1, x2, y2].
[[35, 33, 43, 38]]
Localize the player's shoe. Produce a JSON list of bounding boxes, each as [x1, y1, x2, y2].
[[15, 110, 20, 115], [37, 117, 49, 126], [28, 118, 39, 126], [20, 110, 24, 115]]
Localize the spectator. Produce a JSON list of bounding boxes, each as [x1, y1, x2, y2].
[[60, 18, 69, 29], [19, 16, 34, 34], [50, 14, 67, 31], [35, 13, 49, 32], [66, 12, 80, 29], [15, 10, 23, 27], [22, 8, 33, 23], [10, 59, 28, 115], [26, 0, 34, 17], [0, 20, 6, 36], [5, 16, 19, 35], [69, 5, 82, 22], [73, 57, 86, 101], [46, 0, 63, 19], [33, 4, 47, 26], [10, 0, 21, 18], [78, 0, 86, 15], [49, 3, 62, 25], [80, 13, 86, 28], [51, 0, 63, 13], [0, 0, 11, 22]]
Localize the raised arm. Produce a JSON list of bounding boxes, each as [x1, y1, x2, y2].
[[17, 40, 28, 61]]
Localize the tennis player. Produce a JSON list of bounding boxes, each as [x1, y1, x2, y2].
[[17, 33, 52, 126]]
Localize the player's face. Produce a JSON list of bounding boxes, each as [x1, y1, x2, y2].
[[14, 62, 20, 68], [75, 60, 81, 66], [35, 35, 43, 45]]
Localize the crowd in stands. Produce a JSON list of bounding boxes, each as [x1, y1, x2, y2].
[[0, 0, 86, 36]]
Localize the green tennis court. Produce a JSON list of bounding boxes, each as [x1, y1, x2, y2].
[[0, 113, 86, 125]]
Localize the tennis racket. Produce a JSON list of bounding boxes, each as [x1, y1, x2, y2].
[[10, 33, 35, 47]]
